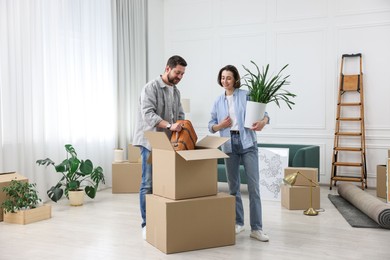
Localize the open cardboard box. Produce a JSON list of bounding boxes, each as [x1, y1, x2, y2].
[[145, 131, 229, 200]]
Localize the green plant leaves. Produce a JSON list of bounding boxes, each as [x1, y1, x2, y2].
[[36, 158, 55, 167], [65, 144, 77, 158], [47, 183, 64, 203], [91, 166, 105, 187], [85, 186, 96, 199], [36, 144, 105, 203], [1, 180, 41, 213], [79, 159, 93, 175], [67, 180, 81, 191], [241, 61, 296, 109]]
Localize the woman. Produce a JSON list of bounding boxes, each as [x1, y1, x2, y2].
[[208, 65, 269, 242]]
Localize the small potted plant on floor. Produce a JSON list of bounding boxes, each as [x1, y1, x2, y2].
[[241, 61, 296, 128], [36, 144, 105, 206], [2, 180, 51, 224]]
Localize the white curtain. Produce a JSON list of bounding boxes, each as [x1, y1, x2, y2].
[[0, 0, 116, 199], [112, 0, 147, 152]]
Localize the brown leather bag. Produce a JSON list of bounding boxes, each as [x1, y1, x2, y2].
[[170, 120, 198, 151]]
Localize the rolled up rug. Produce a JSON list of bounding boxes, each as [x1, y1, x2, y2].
[[337, 182, 390, 229]]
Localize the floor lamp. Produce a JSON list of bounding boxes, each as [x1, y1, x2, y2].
[[283, 171, 319, 216]]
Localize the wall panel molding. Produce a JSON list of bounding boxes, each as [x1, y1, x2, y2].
[[275, 0, 328, 22], [335, 0, 390, 17], [159, 0, 390, 186], [165, 0, 213, 31], [274, 28, 327, 130], [336, 22, 390, 131], [218, 0, 267, 26]]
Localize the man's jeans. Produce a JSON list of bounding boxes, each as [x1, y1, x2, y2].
[[139, 146, 152, 228], [225, 133, 263, 231]]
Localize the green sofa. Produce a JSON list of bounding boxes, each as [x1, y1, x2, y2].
[[217, 143, 320, 184]]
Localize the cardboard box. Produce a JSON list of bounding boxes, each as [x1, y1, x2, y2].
[[388, 159, 390, 203], [284, 167, 318, 186], [0, 172, 28, 221], [377, 165, 386, 199], [145, 131, 229, 200], [112, 162, 142, 193], [128, 144, 141, 163], [281, 184, 320, 210], [3, 204, 51, 225], [146, 193, 235, 254]]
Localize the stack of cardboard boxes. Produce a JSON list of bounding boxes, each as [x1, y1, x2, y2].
[[144, 131, 235, 254], [111, 144, 142, 193], [281, 167, 320, 210]]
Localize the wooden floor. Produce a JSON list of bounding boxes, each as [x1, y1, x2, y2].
[[1, 183, 389, 260]]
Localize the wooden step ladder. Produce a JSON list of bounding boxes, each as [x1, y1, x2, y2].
[[330, 53, 367, 190]]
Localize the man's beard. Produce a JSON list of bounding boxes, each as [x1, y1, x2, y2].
[[168, 74, 180, 85]]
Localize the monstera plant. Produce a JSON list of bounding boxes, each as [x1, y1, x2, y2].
[[36, 144, 105, 203]]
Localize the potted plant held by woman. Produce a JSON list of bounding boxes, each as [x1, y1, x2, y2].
[[36, 144, 105, 206], [2, 180, 51, 224], [242, 61, 296, 128]]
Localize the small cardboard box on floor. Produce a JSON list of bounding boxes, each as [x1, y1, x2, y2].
[[146, 192, 235, 254], [387, 158, 390, 203], [375, 149, 390, 199], [281, 185, 320, 210], [376, 165, 386, 199], [284, 167, 318, 186], [144, 131, 229, 200], [0, 172, 28, 221], [281, 167, 320, 210], [112, 144, 142, 193]]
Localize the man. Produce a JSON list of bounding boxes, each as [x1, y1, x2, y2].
[[132, 55, 187, 239]]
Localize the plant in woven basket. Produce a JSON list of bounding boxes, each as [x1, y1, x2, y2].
[[1, 180, 42, 213]]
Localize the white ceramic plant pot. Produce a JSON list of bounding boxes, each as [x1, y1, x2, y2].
[[244, 101, 267, 128], [68, 190, 84, 206]]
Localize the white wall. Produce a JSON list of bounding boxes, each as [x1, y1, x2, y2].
[[147, 0, 165, 80], [148, 0, 390, 186]]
